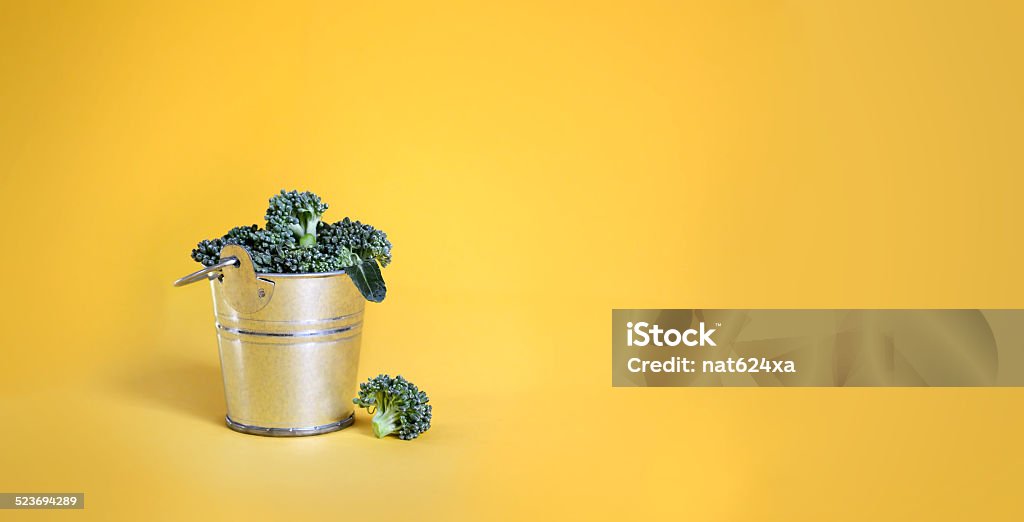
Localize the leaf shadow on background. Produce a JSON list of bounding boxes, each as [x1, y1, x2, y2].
[[113, 357, 225, 426]]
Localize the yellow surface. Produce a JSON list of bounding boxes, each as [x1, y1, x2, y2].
[[1, 1, 1023, 520]]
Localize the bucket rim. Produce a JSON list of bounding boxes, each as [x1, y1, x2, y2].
[[254, 270, 349, 279]]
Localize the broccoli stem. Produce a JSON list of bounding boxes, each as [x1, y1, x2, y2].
[[304, 215, 320, 236], [371, 408, 400, 438], [291, 215, 320, 247]]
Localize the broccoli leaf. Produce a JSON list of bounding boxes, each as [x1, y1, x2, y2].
[[345, 258, 386, 303]]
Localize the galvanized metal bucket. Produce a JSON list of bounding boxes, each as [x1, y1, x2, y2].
[[174, 245, 363, 436]]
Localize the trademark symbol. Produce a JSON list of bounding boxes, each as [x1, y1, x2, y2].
[[714, 322, 722, 327]]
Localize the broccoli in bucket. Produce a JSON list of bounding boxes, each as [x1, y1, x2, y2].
[[191, 190, 391, 302]]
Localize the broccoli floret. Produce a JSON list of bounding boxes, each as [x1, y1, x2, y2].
[[191, 225, 261, 267], [191, 237, 225, 267], [278, 243, 345, 273], [320, 217, 393, 268], [265, 190, 328, 247], [193, 224, 291, 273], [353, 375, 432, 440]]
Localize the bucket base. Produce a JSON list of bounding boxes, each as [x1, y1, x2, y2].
[[225, 414, 354, 437]]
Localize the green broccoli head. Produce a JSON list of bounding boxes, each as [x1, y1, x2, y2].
[[188, 190, 392, 301], [353, 374, 432, 440], [265, 190, 328, 247]]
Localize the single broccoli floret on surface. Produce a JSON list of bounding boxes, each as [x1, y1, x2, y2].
[[353, 375, 432, 440], [265, 190, 328, 247]]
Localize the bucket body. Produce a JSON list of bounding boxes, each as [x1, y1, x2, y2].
[[210, 271, 363, 436]]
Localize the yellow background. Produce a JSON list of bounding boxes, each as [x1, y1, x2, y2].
[[1, 1, 1022, 520]]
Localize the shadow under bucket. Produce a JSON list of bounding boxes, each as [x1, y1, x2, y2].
[[175, 244, 363, 436]]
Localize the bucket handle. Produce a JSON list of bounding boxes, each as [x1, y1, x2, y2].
[[173, 245, 275, 313], [173, 257, 239, 287]]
